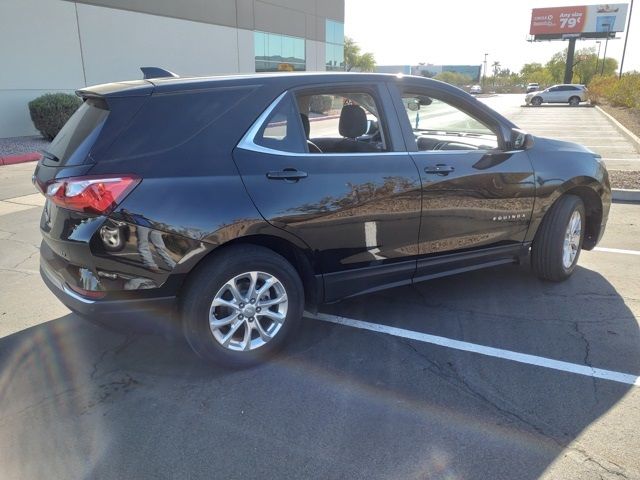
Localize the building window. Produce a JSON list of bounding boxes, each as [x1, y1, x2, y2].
[[255, 31, 306, 72], [325, 20, 345, 71]]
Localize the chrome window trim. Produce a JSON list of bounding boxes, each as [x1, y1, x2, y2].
[[236, 90, 405, 158]]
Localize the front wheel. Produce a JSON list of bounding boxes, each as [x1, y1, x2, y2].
[[569, 96, 580, 106], [531, 195, 585, 282], [531, 96, 543, 106], [181, 245, 304, 366]]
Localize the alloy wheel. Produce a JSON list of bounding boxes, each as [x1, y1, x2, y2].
[[208, 271, 288, 351], [562, 210, 582, 269]]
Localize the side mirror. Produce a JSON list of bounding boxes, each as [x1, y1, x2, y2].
[[511, 128, 534, 150], [407, 99, 420, 111], [366, 119, 379, 135]]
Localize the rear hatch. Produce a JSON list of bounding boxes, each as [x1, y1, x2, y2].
[[34, 80, 153, 186], [34, 80, 153, 295]]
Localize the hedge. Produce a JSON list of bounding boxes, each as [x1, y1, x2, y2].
[[28, 93, 82, 140], [589, 73, 640, 109], [309, 95, 333, 114]]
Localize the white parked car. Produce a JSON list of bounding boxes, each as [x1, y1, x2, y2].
[[525, 84, 588, 106], [526, 82, 540, 93], [469, 85, 482, 94]]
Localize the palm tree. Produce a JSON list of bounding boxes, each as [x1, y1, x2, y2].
[[344, 36, 376, 72], [492, 61, 501, 86]]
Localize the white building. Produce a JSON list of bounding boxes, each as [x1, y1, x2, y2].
[[0, 0, 345, 138]]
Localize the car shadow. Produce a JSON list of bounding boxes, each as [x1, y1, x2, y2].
[[0, 263, 637, 479]]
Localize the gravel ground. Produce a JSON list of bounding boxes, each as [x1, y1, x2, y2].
[[609, 170, 640, 190], [0, 136, 49, 157], [600, 104, 640, 140]]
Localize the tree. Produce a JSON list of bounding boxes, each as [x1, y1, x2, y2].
[[492, 61, 501, 86], [520, 63, 545, 78], [546, 50, 566, 83], [344, 37, 376, 72], [433, 71, 472, 86]]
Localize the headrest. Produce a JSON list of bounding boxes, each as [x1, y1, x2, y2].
[[300, 113, 310, 139], [339, 104, 367, 139]]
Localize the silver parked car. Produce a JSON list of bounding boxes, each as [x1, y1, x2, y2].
[[525, 84, 588, 106], [526, 82, 540, 93]]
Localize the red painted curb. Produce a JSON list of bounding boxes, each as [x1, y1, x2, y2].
[[308, 114, 341, 123], [0, 152, 41, 166]]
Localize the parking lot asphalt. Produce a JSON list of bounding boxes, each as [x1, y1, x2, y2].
[[481, 94, 640, 172], [1, 97, 640, 479]]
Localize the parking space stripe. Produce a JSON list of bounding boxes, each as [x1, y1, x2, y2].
[[594, 247, 640, 256], [308, 312, 640, 386]]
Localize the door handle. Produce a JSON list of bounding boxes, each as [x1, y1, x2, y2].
[[424, 164, 455, 175], [266, 169, 308, 181]]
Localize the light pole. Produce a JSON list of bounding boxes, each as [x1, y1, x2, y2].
[[620, 0, 634, 77], [595, 40, 602, 76], [600, 23, 611, 75], [483, 53, 488, 90]]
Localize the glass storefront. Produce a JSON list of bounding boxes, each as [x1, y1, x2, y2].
[[254, 31, 306, 72], [325, 20, 345, 71]]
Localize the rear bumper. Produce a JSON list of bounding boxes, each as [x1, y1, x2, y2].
[[40, 259, 176, 319]]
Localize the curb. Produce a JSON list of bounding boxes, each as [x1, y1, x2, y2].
[[596, 105, 640, 151], [612, 188, 640, 203], [308, 114, 340, 123], [0, 152, 41, 166]]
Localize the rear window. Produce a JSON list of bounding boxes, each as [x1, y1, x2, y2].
[[44, 98, 109, 165]]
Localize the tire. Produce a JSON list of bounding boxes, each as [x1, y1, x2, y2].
[[99, 222, 129, 252], [569, 96, 580, 106], [531, 96, 543, 106], [181, 244, 304, 367], [531, 195, 585, 282]]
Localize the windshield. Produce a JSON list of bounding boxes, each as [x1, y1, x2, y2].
[[401, 96, 494, 136]]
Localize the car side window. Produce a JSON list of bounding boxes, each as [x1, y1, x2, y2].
[[294, 91, 388, 154], [400, 92, 498, 152], [254, 93, 306, 153]]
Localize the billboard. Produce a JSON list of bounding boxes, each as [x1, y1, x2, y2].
[[530, 4, 628, 37]]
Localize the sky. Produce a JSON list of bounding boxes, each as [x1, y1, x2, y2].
[[345, 0, 639, 74]]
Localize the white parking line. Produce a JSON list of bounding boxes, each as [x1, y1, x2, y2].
[[594, 247, 640, 256], [309, 312, 640, 386]]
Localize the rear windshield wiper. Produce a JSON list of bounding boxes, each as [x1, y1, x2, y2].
[[41, 151, 60, 162]]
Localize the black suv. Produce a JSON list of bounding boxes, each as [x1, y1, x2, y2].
[[34, 70, 610, 365]]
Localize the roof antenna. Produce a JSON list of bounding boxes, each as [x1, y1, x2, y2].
[[140, 67, 179, 79]]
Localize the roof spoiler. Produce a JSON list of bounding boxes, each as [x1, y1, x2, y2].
[[140, 67, 179, 80]]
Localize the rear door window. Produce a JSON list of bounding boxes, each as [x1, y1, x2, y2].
[[44, 98, 109, 166]]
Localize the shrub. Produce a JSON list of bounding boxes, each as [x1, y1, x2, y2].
[[28, 93, 82, 140], [588, 73, 640, 109], [309, 95, 333, 114]]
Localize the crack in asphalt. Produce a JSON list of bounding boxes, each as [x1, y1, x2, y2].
[[398, 337, 561, 441], [573, 321, 600, 404], [89, 332, 140, 380], [397, 337, 631, 479], [12, 250, 39, 270], [0, 267, 37, 277], [569, 447, 630, 479], [379, 288, 633, 326]]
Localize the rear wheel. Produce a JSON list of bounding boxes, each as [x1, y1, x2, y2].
[[531, 96, 543, 106], [569, 96, 580, 106], [531, 195, 585, 281], [181, 245, 304, 366]]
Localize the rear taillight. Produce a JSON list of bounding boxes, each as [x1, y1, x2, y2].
[[44, 175, 140, 215]]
